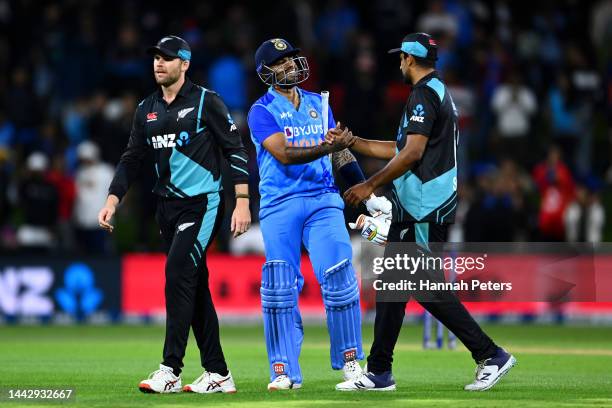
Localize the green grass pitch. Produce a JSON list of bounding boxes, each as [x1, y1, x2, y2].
[[1, 324, 612, 407]]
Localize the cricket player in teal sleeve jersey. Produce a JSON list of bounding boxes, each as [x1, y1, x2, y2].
[[336, 32, 517, 392]]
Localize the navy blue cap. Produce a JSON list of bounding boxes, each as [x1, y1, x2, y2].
[[255, 38, 300, 73], [147, 35, 191, 61], [388, 32, 438, 61]]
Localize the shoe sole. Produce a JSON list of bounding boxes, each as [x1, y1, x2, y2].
[[336, 384, 396, 392], [139, 384, 156, 394], [138, 383, 181, 394], [465, 355, 517, 391], [268, 383, 302, 391], [183, 387, 237, 394]]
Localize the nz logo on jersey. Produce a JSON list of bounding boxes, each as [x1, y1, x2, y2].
[[152, 131, 190, 148], [151, 134, 176, 149], [410, 104, 425, 123]]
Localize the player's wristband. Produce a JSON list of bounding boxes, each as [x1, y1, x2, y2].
[[236, 194, 250, 199], [338, 161, 365, 187]]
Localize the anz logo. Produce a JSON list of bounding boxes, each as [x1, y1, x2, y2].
[[151, 132, 190, 149], [151, 134, 176, 149], [410, 104, 425, 123]]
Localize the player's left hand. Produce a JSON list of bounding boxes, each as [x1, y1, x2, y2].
[[349, 214, 390, 246], [344, 181, 374, 207], [231, 200, 251, 238]]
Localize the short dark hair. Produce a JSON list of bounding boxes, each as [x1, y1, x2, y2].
[[413, 55, 435, 69], [402, 52, 435, 69]]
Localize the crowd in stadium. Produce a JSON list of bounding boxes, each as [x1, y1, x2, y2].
[[0, 0, 609, 254]]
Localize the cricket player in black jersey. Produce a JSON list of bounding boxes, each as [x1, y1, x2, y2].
[[97, 36, 250, 394], [334, 33, 516, 392]]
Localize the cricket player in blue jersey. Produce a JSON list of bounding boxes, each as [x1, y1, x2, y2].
[[247, 38, 392, 390]]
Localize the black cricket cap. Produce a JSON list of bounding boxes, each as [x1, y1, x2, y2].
[[146, 35, 191, 61], [388, 32, 438, 61]]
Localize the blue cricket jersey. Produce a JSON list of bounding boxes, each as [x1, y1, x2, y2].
[[247, 87, 338, 219]]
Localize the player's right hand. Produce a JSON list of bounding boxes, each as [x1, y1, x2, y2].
[[325, 122, 354, 149], [98, 205, 116, 233], [365, 195, 392, 218], [324, 121, 344, 144]]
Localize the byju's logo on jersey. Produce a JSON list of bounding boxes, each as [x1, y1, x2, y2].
[[410, 104, 425, 123], [282, 124, 324, 139], [151, 134, 176, 149]]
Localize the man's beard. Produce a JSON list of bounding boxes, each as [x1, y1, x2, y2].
[[277, 83, 296, 90], [402, 70, 412, 84], [156, 71, 180, 86], [276, 70, 298, 87]]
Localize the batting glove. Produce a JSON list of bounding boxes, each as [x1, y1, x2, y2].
[[349, 213, 390, 246], [365, 195, 392, 219]]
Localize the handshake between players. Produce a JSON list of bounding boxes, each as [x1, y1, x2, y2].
[[324, 122, 392, 247]]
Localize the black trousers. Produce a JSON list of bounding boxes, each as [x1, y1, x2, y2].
[[367, 221, 498, 374], [156, 192, 227, 375]]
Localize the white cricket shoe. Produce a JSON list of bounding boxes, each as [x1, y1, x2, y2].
[[336, 371, 396, 392], [343, 359, 363, 381], [138, 364, 181, 393], [267, 375, 302, 391], [464, 348, 517, 391], [183, 370, 237, 394]]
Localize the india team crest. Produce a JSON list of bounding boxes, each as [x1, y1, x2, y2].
[[309, 109, 318, 118], [271, 39, 287, 51]]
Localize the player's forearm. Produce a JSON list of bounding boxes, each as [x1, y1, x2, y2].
[[108, 157, 141, 202], [104, 194, 119, 209], [332, 149, 366, 187], [225, 148, 250, 184], [282, 143, 336, 165], [352, 137, 396, 160], [107, 134, 147, 202], [366, 148, 420, 189], [234, 183, 249, 207]]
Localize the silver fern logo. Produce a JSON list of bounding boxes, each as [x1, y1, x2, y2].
[[177, 107, 195, 121]]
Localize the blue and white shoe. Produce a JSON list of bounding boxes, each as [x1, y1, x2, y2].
[[464, 348, 517, 391], [335, 371, 396, 391], [267, 375, 302, 391]]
